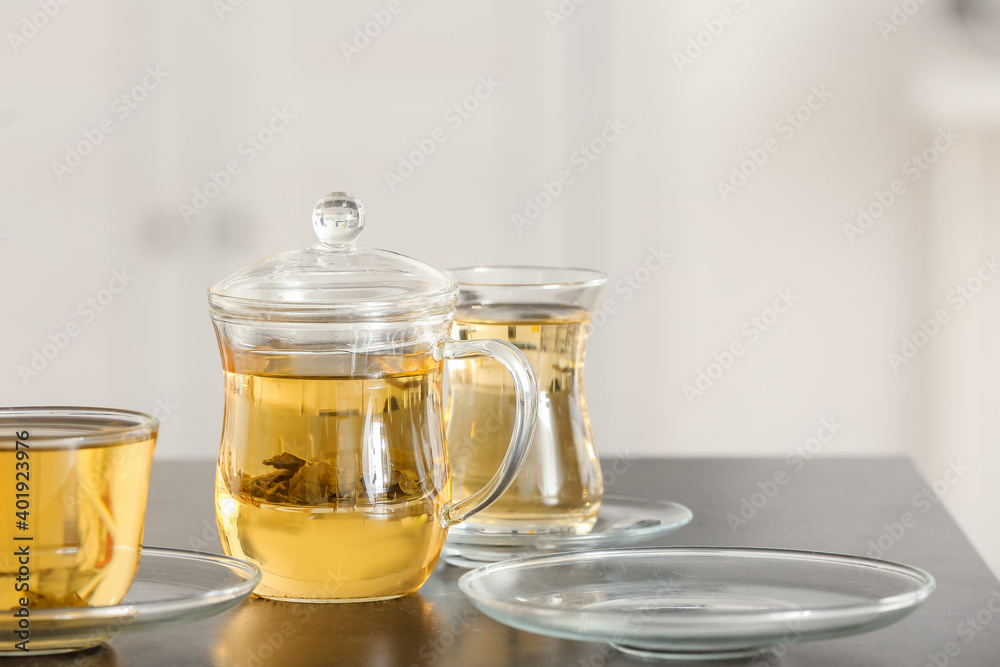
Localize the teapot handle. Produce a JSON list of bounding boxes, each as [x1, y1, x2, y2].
[[435, 337, 538, 526]]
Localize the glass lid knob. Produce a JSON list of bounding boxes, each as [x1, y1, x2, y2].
[[312, 192, 365, 248]]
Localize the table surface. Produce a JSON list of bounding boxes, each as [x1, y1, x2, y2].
[[21, 457, 1000, 667]]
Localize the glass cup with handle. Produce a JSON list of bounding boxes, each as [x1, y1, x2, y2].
[[207, 193, 538, 602]]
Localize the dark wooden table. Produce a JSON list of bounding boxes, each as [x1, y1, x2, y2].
[[21, 458, 1000, 666]]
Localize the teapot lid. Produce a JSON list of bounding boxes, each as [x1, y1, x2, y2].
[[208, 192, 458, 322]]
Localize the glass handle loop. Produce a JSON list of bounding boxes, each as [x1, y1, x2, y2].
[[437, 338, 538, 526]]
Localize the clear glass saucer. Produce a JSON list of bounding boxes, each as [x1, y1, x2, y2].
[[459, 547, 935, 661], [0, 546, 261, 656], [443, 496, 693, 567]]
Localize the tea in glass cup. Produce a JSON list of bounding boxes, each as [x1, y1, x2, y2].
[[0, 407, 157, 622], [446, 267, 607, 534]]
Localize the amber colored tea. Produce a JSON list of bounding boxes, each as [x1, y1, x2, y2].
[[215, 350, 450, 602], [0, 438, 154, 610], [446, 304, 602, 533]]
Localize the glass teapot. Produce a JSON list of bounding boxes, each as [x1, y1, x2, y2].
[[207, 192, 538, 602]]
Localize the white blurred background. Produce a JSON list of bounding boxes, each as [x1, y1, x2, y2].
[[3, 1, 1000, 571]]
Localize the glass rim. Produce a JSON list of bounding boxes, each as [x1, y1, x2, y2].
[[447, 266, 607, 289], [0, 406, 159, 450], [459, 546, 936, 624]]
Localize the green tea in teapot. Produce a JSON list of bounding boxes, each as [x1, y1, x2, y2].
[[209, 192, 540, 601], [214, 350, 450, 602]]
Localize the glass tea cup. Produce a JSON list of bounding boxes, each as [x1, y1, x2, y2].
[[0, 407, 158, 653], [207, 193, 538, 602], [445, 267, 607, 535]]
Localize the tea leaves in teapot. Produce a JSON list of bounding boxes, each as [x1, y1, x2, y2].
[[262, 452, 308, 472], [241, 453, 421, 506]]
